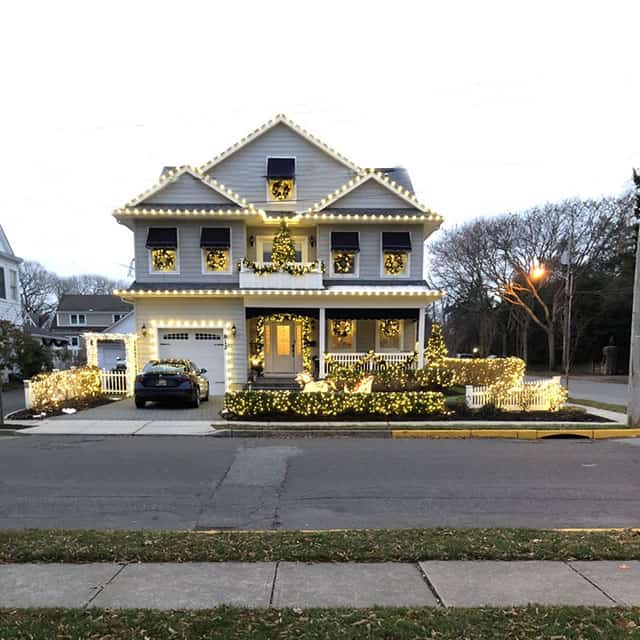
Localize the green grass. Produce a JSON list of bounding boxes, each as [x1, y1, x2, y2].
[[570, 397, 627, 414], [2, 528, 640, 563], [2, 606, 640, 639]]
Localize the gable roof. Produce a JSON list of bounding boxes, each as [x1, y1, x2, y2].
[[123, 166, 253, 209], [297, 169, 442, 219], [57, 294, 133, 313], [199, 114, 361, 174], [0, 224, 21, 262]]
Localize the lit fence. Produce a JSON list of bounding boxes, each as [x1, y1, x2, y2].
[[465, 376, 567, 412], [325, 352, 417, 373]]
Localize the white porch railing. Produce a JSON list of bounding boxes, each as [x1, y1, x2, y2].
[[239, 262, 324, 290], [325, 352, 417, 373], [100, 369, 129, 396], [466, 376, 564, 411]]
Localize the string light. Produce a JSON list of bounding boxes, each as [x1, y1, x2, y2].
[[28, 366, 103, 412]]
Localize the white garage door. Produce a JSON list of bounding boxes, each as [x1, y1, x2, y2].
[[157, 329, 226, 396], [98, 341, 126, 370]]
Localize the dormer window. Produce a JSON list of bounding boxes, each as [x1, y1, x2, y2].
[[201, 227, 231, 273], [267, 157, 295, 202], [146, 227, 178, 273], [382, 232, 411, 277]]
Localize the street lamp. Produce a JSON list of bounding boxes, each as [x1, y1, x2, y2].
[[530, 258, 546, 282]]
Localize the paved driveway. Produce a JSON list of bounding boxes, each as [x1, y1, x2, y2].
[[50, 397, 224, 421], [2, 389, 25, 418]]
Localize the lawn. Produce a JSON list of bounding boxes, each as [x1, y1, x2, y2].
[[569, 397, 627, 414], [2, 528, 640, 563], [1, 606, 640, 639]]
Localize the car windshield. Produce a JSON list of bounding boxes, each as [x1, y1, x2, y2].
[[143, 361, 188, 374]]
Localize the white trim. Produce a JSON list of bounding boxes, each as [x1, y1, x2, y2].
[[265, 156, 297, 204], [200, 114, 360, 173], [200, 225, 233, 275], [70, 313, 87, 326], [116, 287, 445, 298], [375, 319, 405, 352], [147, 225, 180, 275], [379, 246, 412, 279]]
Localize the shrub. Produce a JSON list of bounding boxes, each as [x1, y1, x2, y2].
[[224, 390, 450, 419], [28, 366, 103, 412], [445, 357, 525, 388]]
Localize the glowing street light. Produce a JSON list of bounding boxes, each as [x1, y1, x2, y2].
[[530, 259, 546, 282]]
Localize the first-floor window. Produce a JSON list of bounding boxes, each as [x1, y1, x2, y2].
[[9, 270, 18, 300], [71, 336, 80, 347], [329, 319, 355, 351], [383, 250, 409, 276], [377, 319, 403, 351]]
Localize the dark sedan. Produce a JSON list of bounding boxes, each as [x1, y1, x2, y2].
[[134, 360, 210, 408]]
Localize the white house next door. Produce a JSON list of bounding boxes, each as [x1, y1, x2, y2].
[[265, 320, 302, 375]]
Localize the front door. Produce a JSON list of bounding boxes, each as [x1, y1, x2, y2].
[[265, 320, 302, 375]]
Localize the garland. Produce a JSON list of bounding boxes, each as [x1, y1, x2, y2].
[[241, 258, 325, 276], [380, 319, 401, 338], [204, 248, 228, 272], [331, 319, 353, 338], [332, 251, 355, 274], [384, 251, 407, 275], [253, 313, 315, 374], [151, 248, 176, 272]]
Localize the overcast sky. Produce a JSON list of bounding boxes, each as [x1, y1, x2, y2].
[[1, 0, 638, 280]]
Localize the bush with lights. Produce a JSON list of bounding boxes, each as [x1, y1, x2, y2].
[[29, 366, 103, 412], [224, 390, 450, 419], [417, 323, 456, 390]]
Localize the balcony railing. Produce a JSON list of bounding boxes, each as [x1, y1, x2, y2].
[[325, 352, 417, 373], [239, 260, 324, 289]]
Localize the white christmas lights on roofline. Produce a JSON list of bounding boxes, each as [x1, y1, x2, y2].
[[199, 113, 361, 173], [114, 288, 446, 298]]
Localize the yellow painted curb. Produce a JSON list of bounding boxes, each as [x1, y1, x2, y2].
[[471, 429, 521, 439], [536, 429, 593, 439], [516, 430, 538, 440], [392, 429, 471, 438], [592, 429, 640, 439]]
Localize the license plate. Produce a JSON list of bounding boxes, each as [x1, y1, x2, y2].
[[157, 379, 167, 386]]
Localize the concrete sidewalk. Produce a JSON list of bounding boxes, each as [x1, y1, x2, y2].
[[1, 561, 638, 609]]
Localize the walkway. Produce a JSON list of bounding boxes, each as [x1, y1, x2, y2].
[[1, 561, 638, 608]]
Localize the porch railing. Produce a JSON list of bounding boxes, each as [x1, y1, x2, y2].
[[325, 352, 417, 373], [465, 376, 565, 411]]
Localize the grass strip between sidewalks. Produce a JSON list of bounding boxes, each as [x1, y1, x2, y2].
[[2, 606, 640, 639], [569, 397, 627, 414], [2, 528, 640, 563]]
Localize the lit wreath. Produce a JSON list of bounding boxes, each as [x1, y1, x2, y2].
[[333, 251, 355, 273], [331, 319, 353, 338], [380, 319, 401, 338], [384, 251, 406, 275], [205, 248, 228, 272]]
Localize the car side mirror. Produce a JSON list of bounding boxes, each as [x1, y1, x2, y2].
[[199, 368, 207, 374]]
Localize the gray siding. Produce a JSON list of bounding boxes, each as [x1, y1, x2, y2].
[[244, 225, 317, 262], [318, 223, 424, 281], [142, 174, 236, 205], [206, 123, 356, 211], [134, 220, 245, 284], [330, 179, 414, 209], [57, 311, 119, 327]]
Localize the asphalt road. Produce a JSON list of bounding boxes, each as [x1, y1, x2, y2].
[[568, 380, 628, 406], [1, 435, 639, 530], [1, 389, 25, 418]]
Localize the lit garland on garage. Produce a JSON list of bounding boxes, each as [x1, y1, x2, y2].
[[254, 313, 315, 374]]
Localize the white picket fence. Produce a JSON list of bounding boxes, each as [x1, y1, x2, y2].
[[100, 370, 129, 395], [325, 352, 417, 373], [466, 376, 564, 411]]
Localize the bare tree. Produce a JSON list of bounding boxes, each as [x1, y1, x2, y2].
[[19, 261, 58, 326]]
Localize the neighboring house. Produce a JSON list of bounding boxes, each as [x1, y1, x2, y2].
[[114, 114, 444, 396], [97, 311, 135, 370], [50, 295, 133, 362], [0, 224, 23, 326]]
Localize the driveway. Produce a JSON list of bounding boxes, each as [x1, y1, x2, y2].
[[50, 397, 224, 421], [2, 388, 25, 418]]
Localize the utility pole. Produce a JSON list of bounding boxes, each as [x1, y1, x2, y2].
[[629, 170, 640, 425]]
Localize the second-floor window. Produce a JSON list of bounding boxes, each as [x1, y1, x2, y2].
[[382, 232, 412, 277], [70, 314, 86, 325], [70, 336, 80, 347], [201, 227, 232, 273], [267, 157, 295, 202], [146, 227, 178, 273], [330, 232, 359, 276], [9, 270, 18, 301]]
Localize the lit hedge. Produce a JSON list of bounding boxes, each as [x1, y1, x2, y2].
[[224, 390, 450, 419], [445, 357, 525, 388], [28, 366, 103, 412]]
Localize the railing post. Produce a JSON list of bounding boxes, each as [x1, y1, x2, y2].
[[319, 307, 326, 379]]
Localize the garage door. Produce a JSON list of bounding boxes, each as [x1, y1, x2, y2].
[[157, 330, 226, 396], [98, 341, 126, 370]]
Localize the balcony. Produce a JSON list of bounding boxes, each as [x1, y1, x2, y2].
[[239, 260, 325, 290]]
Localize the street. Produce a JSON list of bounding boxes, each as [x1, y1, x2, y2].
[[1, 389, 25, 417], [1, 435, 639, 530], [568, 379, 628, 406]]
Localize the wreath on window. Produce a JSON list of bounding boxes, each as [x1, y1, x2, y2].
[[331, 319, 353, 338], [151, 248, 176, 272], [384, 251, 406, 275], [205, 248, 228, 272], [333, 251, 355, 274], [380, 319, 401, 338]]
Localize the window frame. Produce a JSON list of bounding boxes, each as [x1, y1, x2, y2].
[[8, 269, 18, 301], [200, 226, 233, 275], [147, 226, 180, 274], [327, 319, 357, 353], [379, 232, 412, 278], [70, 336, 80, 348], [70, 314, 87, 326], [265, 156, 297, 204]]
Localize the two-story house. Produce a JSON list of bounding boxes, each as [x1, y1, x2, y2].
[[0, 224, 23, 326], [51, 294, 133, 365], [114, 115, 444, 396]]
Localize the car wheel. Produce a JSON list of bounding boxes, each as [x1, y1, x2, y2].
[[191, 387, 200, 408], [135, 397, 146, 409], [202, 386, 209, 402]]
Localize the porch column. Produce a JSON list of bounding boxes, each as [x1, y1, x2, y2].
[[417, 307, 426, 369], [319, 307, 326, 378]]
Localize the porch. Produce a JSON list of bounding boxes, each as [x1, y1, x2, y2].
[[245, 307, 427, 382]]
